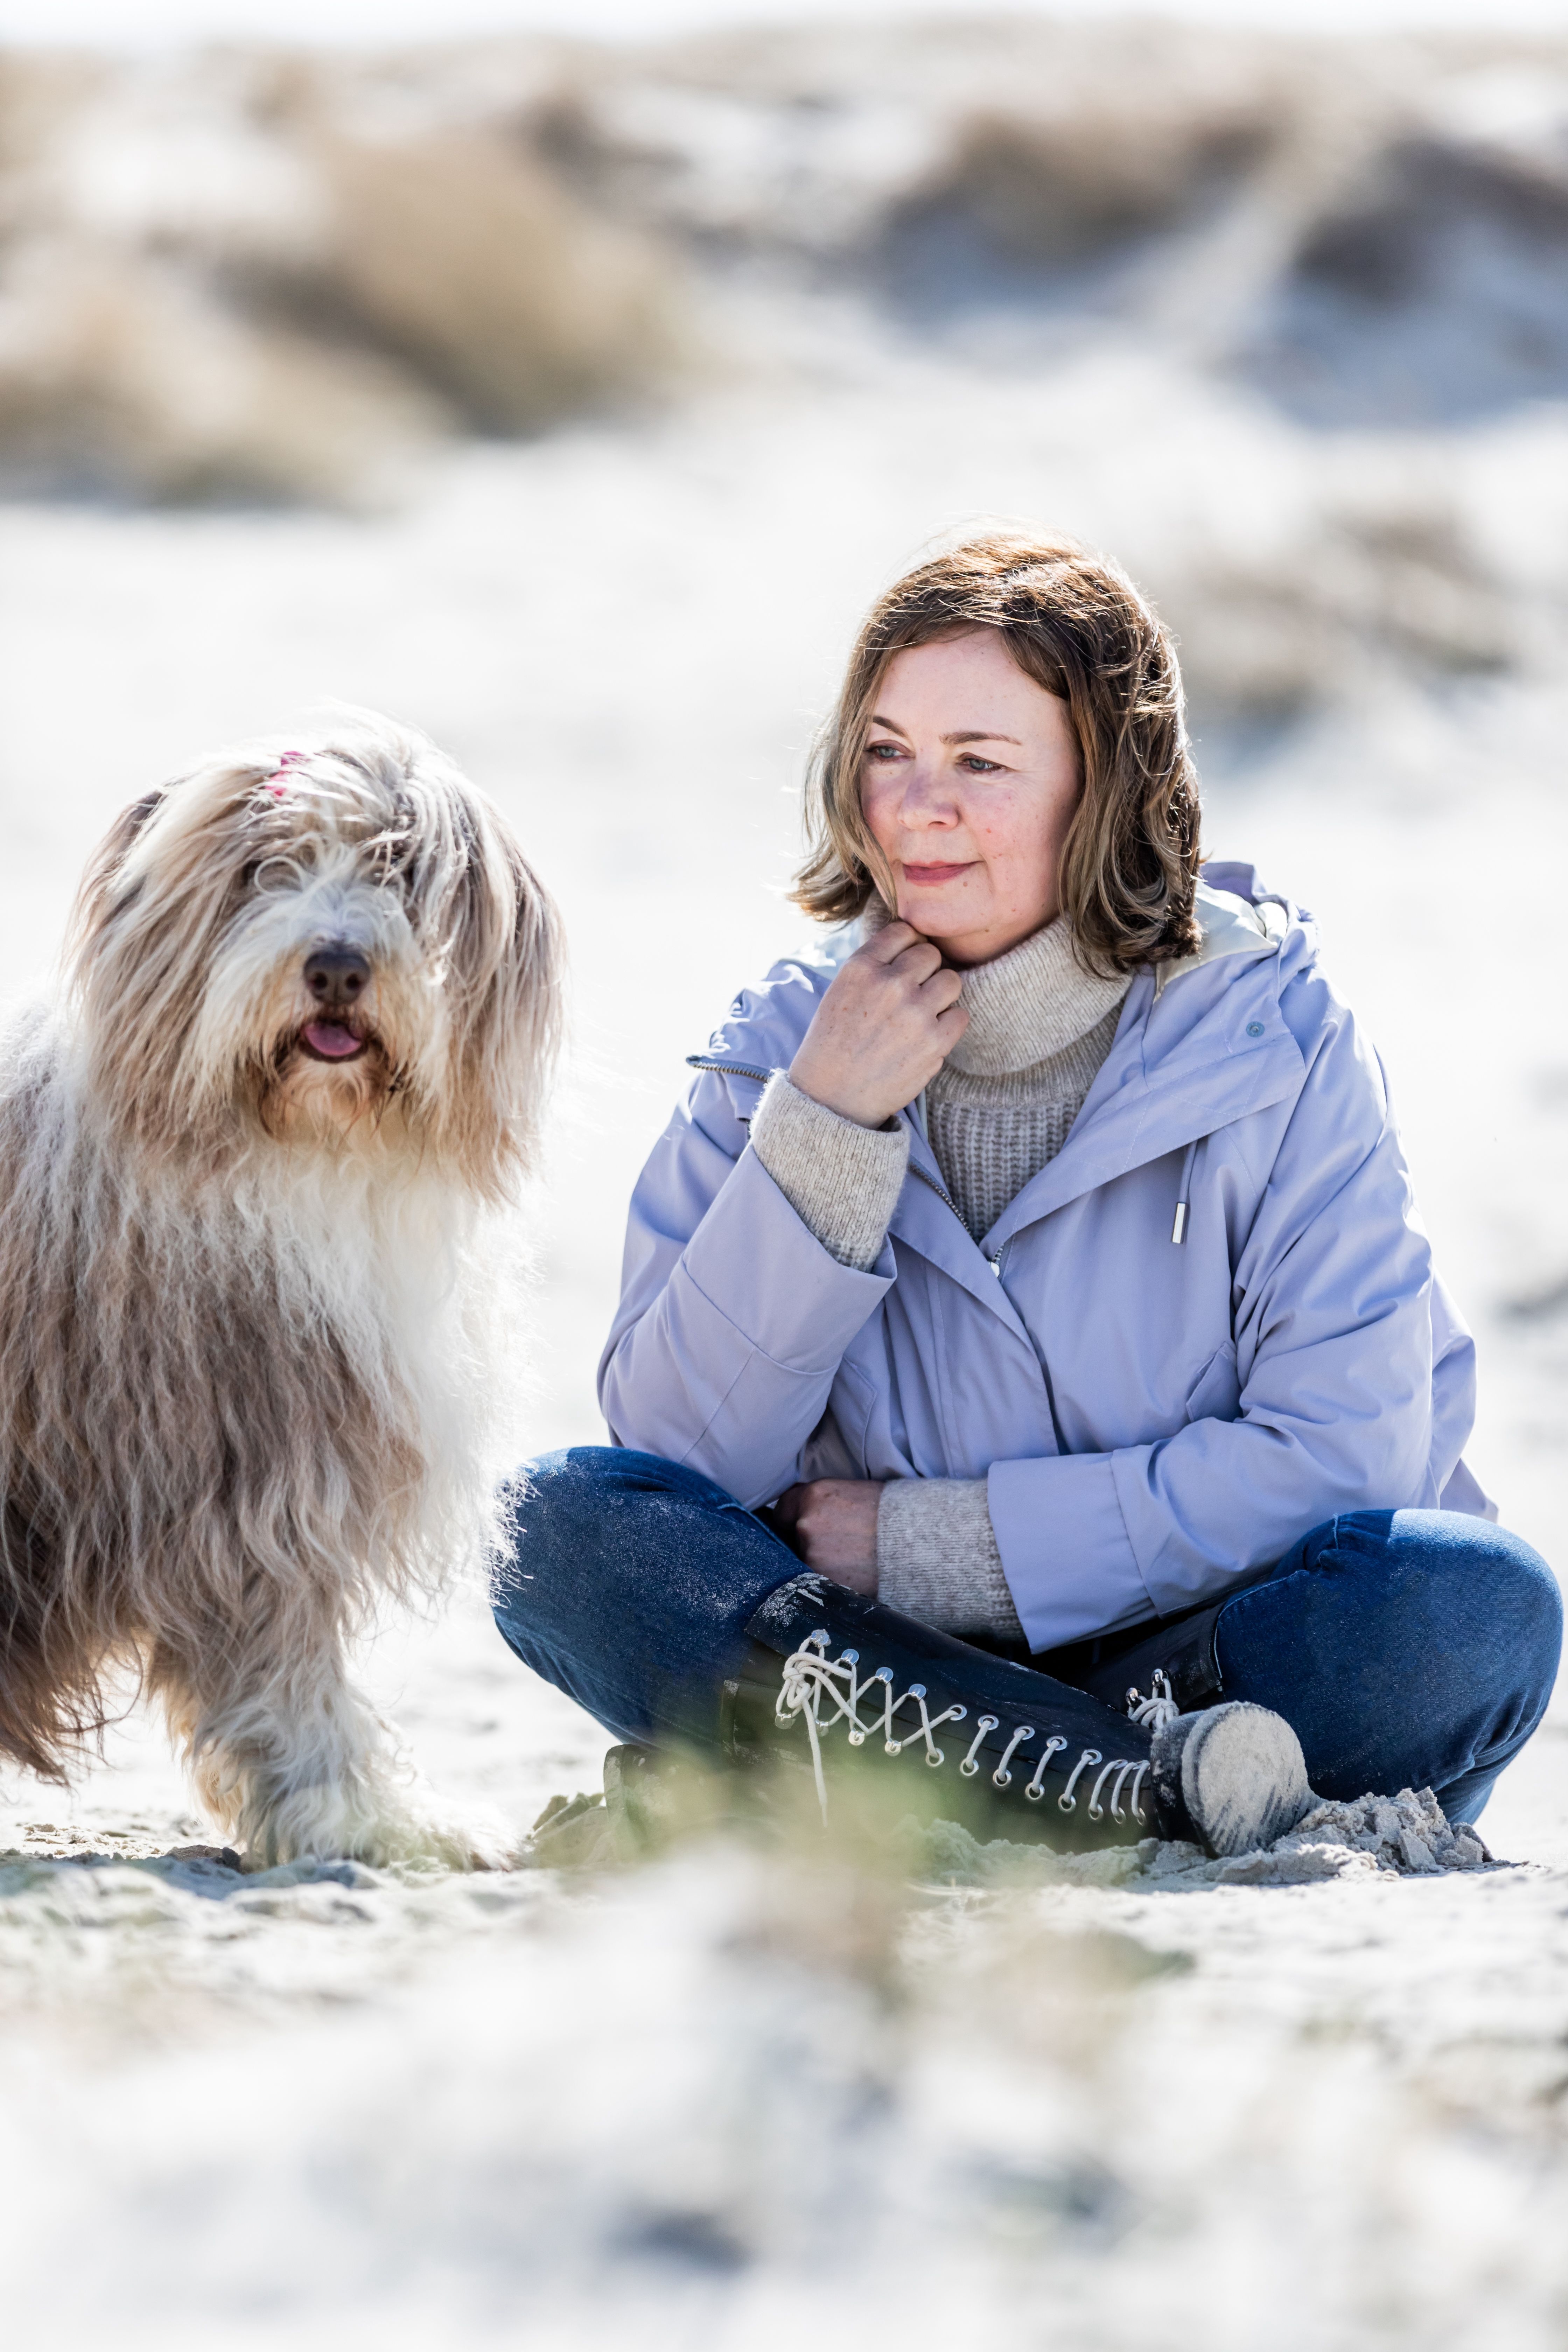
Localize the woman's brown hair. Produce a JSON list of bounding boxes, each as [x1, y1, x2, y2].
[[791, 530, 1202, 975]]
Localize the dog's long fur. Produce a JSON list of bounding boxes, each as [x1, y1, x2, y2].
[[0, 716, 562, 1865]]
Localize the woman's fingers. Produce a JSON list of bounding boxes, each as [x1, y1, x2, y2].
[[777, 1479, 881, 1586], [865, 919, 922, 961], [787, 924, 969, 1124], [918, 961, 965, 1009], [876, 934, 964, 1007], [883, 934, 944, 985], [772, 1483, 805, 1536]]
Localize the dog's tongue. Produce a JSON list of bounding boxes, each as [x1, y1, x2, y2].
[[303, 1020, 362, 1060]]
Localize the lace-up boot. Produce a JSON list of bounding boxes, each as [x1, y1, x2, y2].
[[722, 1574, 1315, 1858]]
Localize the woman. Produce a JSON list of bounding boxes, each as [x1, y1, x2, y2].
[[495, 531, 1560, 1856]]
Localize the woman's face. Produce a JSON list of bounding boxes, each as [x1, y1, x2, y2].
[[860, 629, 1082, 967]]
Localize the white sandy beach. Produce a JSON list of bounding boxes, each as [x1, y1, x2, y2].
[[2, 21, 1568, 2344]]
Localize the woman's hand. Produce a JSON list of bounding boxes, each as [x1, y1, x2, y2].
[[772, 1479, 882, 1594], [788, 923, 967, 1127]]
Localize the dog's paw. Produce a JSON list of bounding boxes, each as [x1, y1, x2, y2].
[[384, 1803, 520, 1872], [235, 1786, 521, 1873]]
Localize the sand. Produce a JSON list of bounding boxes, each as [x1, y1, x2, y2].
[[1, 140, 1567, 2342]]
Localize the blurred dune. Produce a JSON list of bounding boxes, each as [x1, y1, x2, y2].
[[0, 18, 1566, 710], [306, 130, 682, 436], [0, 43, 688, 502]]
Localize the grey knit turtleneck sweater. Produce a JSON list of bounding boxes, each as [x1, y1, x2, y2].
[[926, 915, 1129, 1244], [748, 919, 1131, 1639]]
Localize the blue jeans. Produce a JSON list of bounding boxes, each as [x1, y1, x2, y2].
[[492, 1448, 1562, 1824]]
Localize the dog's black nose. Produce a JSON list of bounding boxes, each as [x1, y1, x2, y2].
[[303, 945, 371, 1009]]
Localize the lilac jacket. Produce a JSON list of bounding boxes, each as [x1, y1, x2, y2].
[[599, 864, 1491, 1650]]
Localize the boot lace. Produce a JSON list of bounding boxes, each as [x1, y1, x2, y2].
[[776, 1630, 1149, 1831], [1125, 1669, 1179, 1732]]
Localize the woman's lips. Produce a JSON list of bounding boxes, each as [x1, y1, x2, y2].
[[900, 861, 976, 886], [300, 1020, 368, 1062]]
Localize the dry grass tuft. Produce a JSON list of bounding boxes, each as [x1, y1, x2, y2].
[[897, 97, 1279, 270], [0, 49, 690, 504], [304, 130, 687, 436], [0, 238, 444, 504], [1154, 491, 1513, 721]]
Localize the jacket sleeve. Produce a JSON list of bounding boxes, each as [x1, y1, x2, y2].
[[989, 976, 1440, 1648], [597, 1069, 897, 1508]]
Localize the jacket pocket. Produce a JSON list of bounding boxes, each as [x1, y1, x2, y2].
[[1183, 1339, 1240, 1427]]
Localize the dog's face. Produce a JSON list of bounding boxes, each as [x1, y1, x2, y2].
[[69, 719, 562, 1192]]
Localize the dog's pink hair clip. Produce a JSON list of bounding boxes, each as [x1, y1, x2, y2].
[[263, 748, 306, 798]]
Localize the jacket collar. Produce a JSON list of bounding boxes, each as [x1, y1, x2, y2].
[[696, 880, 1308, 1304], [975, 964, 1302, 1256], [889, 886, 1304, 1279]]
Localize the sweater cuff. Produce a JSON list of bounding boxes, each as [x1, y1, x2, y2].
[[748, 1072, 909, 1274], [875, 1477, 1024, 1641]]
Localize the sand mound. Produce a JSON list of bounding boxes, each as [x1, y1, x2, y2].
[[922, 1785, 1496, 1890]]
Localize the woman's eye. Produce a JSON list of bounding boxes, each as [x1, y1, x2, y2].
[[864, 740, 904, 761], [959, 754, 1003, 774]]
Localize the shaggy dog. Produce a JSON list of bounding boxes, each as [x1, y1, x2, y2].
[[0, 716, 562, 1867]]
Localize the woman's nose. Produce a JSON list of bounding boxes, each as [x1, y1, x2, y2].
[[897, 759, 961, 826]]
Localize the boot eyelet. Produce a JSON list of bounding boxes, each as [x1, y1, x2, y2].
[[1024, 1736, 1068, 1801], [772, 1632, 1062, 1828], [1088, 1758, 1129, 1821], [992, 1724, 1034, 1790], [1058, 1748, 1100, 1813]]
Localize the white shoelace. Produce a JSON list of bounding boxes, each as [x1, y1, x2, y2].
[[1125, 1669, 1180, 1732], [775, 1630, 1149, 1830]]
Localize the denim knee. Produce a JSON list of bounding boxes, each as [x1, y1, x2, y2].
[[1211, 1507, 1561, 1812], [488, 1445, 802, 1745], [499, 1445, 740, 1531], [1262, 1507, 1563, 1772], [491, 1443, 797, 1650], [1314, 1508, 1560, 1712], [494, 1448, 742, 1605]]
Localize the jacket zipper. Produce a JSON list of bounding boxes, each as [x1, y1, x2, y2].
[[909, 1160, 963, 1222], [911, 1164, 1008, 1276], [685, 1055, 774, 1085]]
